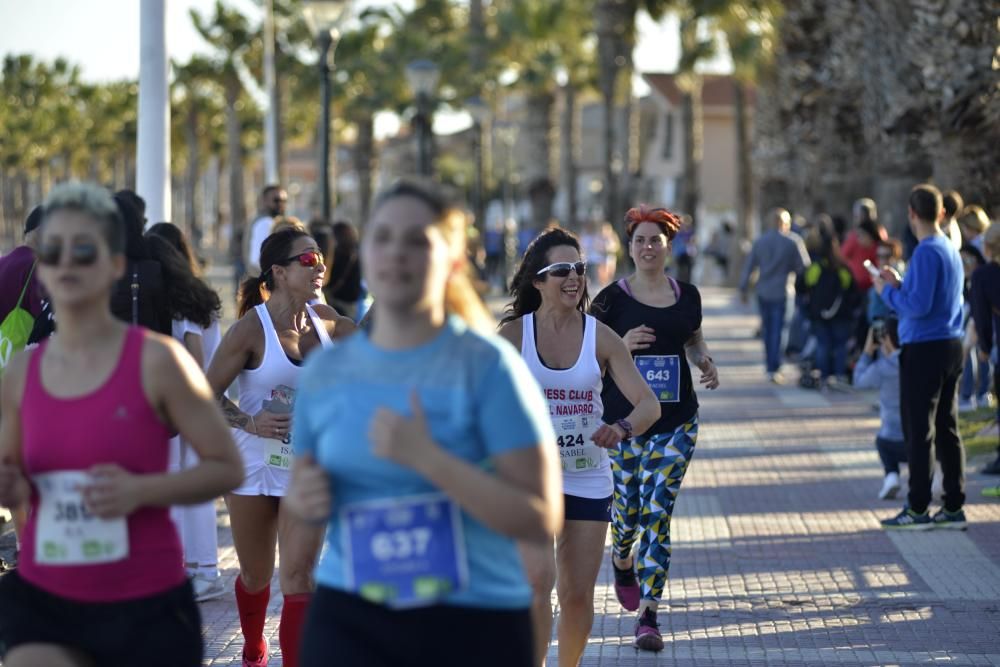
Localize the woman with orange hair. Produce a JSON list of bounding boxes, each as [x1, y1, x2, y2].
[[590, 206, 719, 652]]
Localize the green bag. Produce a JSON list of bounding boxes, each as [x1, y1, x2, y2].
[[0, 261, 37, 373]]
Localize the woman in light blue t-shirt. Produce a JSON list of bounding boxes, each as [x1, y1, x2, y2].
[[286, 181, 563, 667]]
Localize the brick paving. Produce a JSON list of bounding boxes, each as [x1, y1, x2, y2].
[[5, 286, 999, 665]]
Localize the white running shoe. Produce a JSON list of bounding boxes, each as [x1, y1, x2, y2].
[[192, 573, 226, 602], [878, 472, 901, 500]]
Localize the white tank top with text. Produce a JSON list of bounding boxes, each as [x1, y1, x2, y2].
[[521, 312, 612, 498]]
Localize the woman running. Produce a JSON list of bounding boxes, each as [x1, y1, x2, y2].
[[590, 205, 719, 651], [498, 227, 660, 667], [0, 182, 243, 667], [206, 227, 355, 667], [146, 224, 226, 601], [285, 181, 562, 667]]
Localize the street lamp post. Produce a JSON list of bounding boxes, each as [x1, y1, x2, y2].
[[495, 121, 519, 288], [302, 0, 352, 222], [406, 59, 440, 177], [466, 96, 489, 234]]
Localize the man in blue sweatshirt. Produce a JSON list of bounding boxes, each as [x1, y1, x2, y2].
[[875, 184, 967, 530]]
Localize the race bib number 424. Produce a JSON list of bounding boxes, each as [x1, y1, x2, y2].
[[635, 355, 680, 403], [553, 414, 604, 473], [33, 471, 129, 566]]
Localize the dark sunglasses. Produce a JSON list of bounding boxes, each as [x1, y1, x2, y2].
[[37, 241, 100, 267], [281, 251, 324, 268], [536, 261, 586, 278]]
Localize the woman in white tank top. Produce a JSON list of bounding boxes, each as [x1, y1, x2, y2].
[[498, 227, 660, 667], [207, 229, 356, 667]]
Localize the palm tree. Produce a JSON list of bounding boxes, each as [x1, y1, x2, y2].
[[191, 0, 262, 264]]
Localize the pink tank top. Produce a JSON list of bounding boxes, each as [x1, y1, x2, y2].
[[19, 327, 185, 602]]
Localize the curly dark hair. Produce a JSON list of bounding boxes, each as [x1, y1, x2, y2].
[[144, 233, 221, 328], [501, 227, 589, 325], [147, 222, 200, 276]]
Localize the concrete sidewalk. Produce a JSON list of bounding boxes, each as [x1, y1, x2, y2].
[[193, 287, 1000, 666]]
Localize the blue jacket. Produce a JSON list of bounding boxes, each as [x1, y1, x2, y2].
[[881, 235, 963, 344]]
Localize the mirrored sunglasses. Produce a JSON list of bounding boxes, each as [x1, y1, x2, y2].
[[37, 241, 100, 267], [283, 251, 324, 268], [536, 261, 586, 278]]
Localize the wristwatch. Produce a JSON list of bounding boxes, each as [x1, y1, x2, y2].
[[615, 418, 633, 440]]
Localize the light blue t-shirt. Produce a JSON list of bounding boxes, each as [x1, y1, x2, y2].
[[293, 316, 554, 609]]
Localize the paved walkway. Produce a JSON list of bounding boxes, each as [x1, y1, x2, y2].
[[194, 287, 1000, 666]]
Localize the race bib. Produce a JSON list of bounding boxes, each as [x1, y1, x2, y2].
[[33, 471, 129, 566], [552, 414, 604, 473], [341, 494, 469, 608], [636, 355, 680, 403], [264, 440, 293, 470]]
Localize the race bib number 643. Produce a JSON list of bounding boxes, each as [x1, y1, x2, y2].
[[635, 355, 680, 403]]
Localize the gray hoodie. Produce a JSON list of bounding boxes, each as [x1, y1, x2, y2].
[[852, 350, 902, 441]]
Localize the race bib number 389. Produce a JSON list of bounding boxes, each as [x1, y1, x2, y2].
[[341, 494, 469, 608], [635, 355, 681, 403], [34, 471, 129, 566]]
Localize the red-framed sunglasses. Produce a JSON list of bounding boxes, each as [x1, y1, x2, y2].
[[281, 251, 324, 268]]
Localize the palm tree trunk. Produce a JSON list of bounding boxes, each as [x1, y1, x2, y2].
[[353, 112, 375, 227], [595, 0, 625, 223], [560, 82, 578, 230], [185, 104, 202, 250], [678, 77, 703, 223], [733, 79, 752, 243], [524, 89, 555, 231], [225, 78, 246, 264]]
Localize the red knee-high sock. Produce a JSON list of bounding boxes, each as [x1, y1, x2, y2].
[[235, 577, 270, 661], [278, 593, 311, 667]]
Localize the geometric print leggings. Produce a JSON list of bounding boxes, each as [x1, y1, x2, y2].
[[610, 416, 698, 603]]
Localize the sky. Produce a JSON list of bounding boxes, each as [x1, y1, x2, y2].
[[0, 0, 726, 137]]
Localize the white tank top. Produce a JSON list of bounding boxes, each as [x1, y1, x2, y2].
[[238, 303, 333, 417], [521, 312, 612, 498]]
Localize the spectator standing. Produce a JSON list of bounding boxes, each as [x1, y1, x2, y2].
[[876, 184, 967, 530], [941, 190, 965, 251], [970, 223, 1000, 475], [853, 317, 907, 499], [958, 205, 991, 252], [958, 244, 991, 412], [1, 206, 45, 371], [246, 185, 288, 277], [739, 208, 811, 383]]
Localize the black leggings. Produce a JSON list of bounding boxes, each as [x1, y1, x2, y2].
[[301, 586, 533, 667]]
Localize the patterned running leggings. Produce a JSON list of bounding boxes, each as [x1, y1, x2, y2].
[[611, 416, 698, 602]]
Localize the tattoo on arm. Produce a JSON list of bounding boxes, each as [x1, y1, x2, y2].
[[220, 395, 251, 431]]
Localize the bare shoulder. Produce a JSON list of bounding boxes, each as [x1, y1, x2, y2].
[[222, 310, 264, 347], [594, 319, 627, 361], [497, 318, 523, 348], [312, 303, 358, 339], [140, 331, 190, 374]]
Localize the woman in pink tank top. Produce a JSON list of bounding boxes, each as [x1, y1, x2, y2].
[[206, 228, 355, 667], [0, 182, 243, 667]]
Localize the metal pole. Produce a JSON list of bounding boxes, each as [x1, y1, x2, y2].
[[473, 120, 484, 233], [417, 94, 431, 177], [137, 0, 170, 226], [263, 0, 280, 183], [318, 31, 332, 221]]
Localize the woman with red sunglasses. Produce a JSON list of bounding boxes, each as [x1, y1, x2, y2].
[[206, 228, 356, 667], [0, 182, 243, 666], [498, 227, 659, 667]]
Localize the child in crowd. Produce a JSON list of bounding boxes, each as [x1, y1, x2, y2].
[[852, 316, 906, 499]]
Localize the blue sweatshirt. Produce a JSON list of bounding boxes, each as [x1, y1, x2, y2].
[[852, 350, 902, 441], [881, 235, 963, 344]]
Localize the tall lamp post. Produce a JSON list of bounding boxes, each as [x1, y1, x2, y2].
[[302, 0, 352, 222], [406, 59, 440, 177], [495, 121, 519, 287], [466, 96, 489, 234]]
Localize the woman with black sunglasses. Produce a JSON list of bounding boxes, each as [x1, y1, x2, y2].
[[589, 206, 719, 652], [0, 182, 243, 666], [498, 227, 659, 667], [206, 228, 356, 667]]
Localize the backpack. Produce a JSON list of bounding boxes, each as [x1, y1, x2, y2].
[[0, 262, 37, 373], [807, 262, 852, 321]]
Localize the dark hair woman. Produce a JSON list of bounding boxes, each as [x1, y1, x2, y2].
[[205, 226, 356, 667], [285, 180, 559, 666], [147, 222, 202, 276], [109, 192, 171, 335], [0, 182, 242, 666], [589, 205, 718, 652], [498, 226, 660, 665], [323, 221, 363, 320], [145, 225, 226, 601]]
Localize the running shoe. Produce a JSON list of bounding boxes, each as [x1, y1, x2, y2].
[[192, 573, 226, 602], [612, 558, 640, 612], [633, 608, 664, 652], [878, 472, 901, 500], [931, 508, 968, 530], [880, 507, 933, 530], [243, 636, 268, 667]]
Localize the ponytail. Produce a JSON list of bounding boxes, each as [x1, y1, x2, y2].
[[238, 274, 266, 318], [445, 266, 494, 333]]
